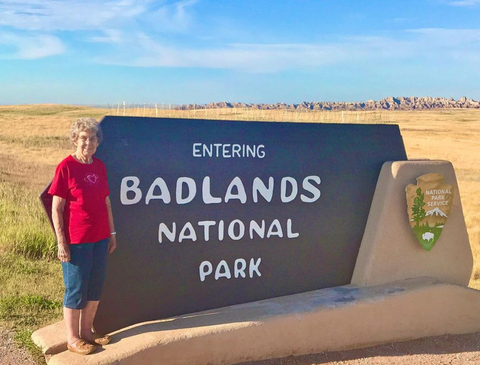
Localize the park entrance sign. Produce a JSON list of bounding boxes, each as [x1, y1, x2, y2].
[[89, 116, 406, 333]]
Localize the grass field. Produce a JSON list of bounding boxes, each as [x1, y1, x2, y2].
[[0, 104, 479, 362]]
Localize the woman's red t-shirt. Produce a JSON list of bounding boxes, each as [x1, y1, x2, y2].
[[48, 155, 110, 244]]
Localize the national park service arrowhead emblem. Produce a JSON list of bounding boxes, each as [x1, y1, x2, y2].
[[406, 173, 454, 251]]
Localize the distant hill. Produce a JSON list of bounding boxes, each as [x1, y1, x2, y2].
[[177, 96, 480, 111]]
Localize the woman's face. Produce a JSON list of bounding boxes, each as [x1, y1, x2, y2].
[[74, 130, 99, 159]]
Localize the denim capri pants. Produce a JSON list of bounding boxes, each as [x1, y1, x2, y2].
[[62, 238, 109, 309]]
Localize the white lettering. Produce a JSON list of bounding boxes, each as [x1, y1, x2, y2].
[[218, 220, 224, 241], [192, 143, 201, 157], [246, 145, 255, 158], [287, 219, 299, 238], [197, 221, 216, 241], [426, 189, 452, 195], [202, 176, 221, 204], [158, 222, 176, 243], [120, 176, 142, 205], [178, 222, 197, 242], [225, 177, 247, 204], [121, 175, 322, 205], [249, 219, 265, 239], [249, 258, 262, 278], [199, 261, 213, 282], [203, 144, 213, 157], [159, 218, 299, 243], [427, 201, 449, 206], [234, 259, 247, 278], [257, 145, 265, 158], [192, 143, 266, 159], [176, 177, 196, 204], [146, 177, 171, 205], [232, 144, 241, 157], [252, 177, 274, 203], [301, 176, 321, 203], [228, 219, 245, 240], [222, 144, 231, 158], [199, 258, 261, 281], [215, 260, 232, 280], [281, 177, 298, 203], [267, 219, 283, 238]]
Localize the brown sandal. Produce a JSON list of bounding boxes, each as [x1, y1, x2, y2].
[[90, 332, 111, 346], [67, 339, 97, 355]]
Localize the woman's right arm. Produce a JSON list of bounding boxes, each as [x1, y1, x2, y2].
[[52, 195, 70, 262]]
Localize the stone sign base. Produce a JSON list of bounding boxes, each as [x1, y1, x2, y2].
[[32, 160, 479, 364], [33, 278, 480, 365]]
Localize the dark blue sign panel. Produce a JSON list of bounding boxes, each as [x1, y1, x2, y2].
[[93, 116, 407, 333]]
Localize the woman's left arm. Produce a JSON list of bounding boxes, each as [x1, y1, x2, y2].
[[106, 196, 117, 253]]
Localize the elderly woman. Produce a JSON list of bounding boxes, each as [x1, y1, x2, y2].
[[49, 118, 117, 355]]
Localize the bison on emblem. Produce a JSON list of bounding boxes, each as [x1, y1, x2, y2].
[[406, 173, 454, 251]]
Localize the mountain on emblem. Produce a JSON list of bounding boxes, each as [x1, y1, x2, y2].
[[425, 207, 447, 218], [405, 173, 454, 251]]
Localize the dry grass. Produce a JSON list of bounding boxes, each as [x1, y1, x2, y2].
[[0, 105, 109, 188], [110, 104, 396, 124]]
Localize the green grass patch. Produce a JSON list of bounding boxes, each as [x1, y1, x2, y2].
[[0, 253, 63, 363], [0, 177, 64, 362], [0, 254, 63, 310], [0, 295, 62, 326], [0, 180, 57, 259], [14, 329, 46, 363], [2, 227, 57, 260]]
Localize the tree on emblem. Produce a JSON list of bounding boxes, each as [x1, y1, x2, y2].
[[412, 187, 426, 227]]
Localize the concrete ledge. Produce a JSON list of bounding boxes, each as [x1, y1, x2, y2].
[[31, 320, 67, 355], [33, 277, 480, 365]]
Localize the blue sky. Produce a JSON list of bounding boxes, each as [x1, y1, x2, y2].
[[1, 0, 479, 105]]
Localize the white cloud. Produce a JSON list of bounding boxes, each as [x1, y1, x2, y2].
[[142, 0, 199, 33], [1, 0, 479, 72], [92, 28, 480, 72], [449, 0, 480, 6], [0, 0, 148, 31], [91, 34, 411, 72], [0, 0, 199, 58], [90, 29, 124, 44], [407, 28, 480, 56], [0, 32, 65, 59], [96, 38, 350, 72]]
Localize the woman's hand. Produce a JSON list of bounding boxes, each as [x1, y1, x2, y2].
[[52, 195, 69, 262], [58, 243, 71, 262], [106, 196, 117, 254], [108, 234, 117, 253]]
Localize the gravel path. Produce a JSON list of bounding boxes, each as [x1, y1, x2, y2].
[[0, 329, 36, 365], [2, 329, 480, 365]]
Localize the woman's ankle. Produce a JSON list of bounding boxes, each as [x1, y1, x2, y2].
[[67, 336, 82, 345]]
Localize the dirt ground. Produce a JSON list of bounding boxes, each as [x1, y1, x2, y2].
[[0, 330, 36, 365], [2, 330, 480, 365], [240, 332, 480, 365]]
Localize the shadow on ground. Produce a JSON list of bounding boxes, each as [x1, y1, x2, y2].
[[237, 332, 480, 365]]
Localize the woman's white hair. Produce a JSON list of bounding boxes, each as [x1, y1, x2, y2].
[[69, 117, 103, 145]]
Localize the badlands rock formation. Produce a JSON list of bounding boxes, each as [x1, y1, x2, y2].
[[177, 96, 480, 111]]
